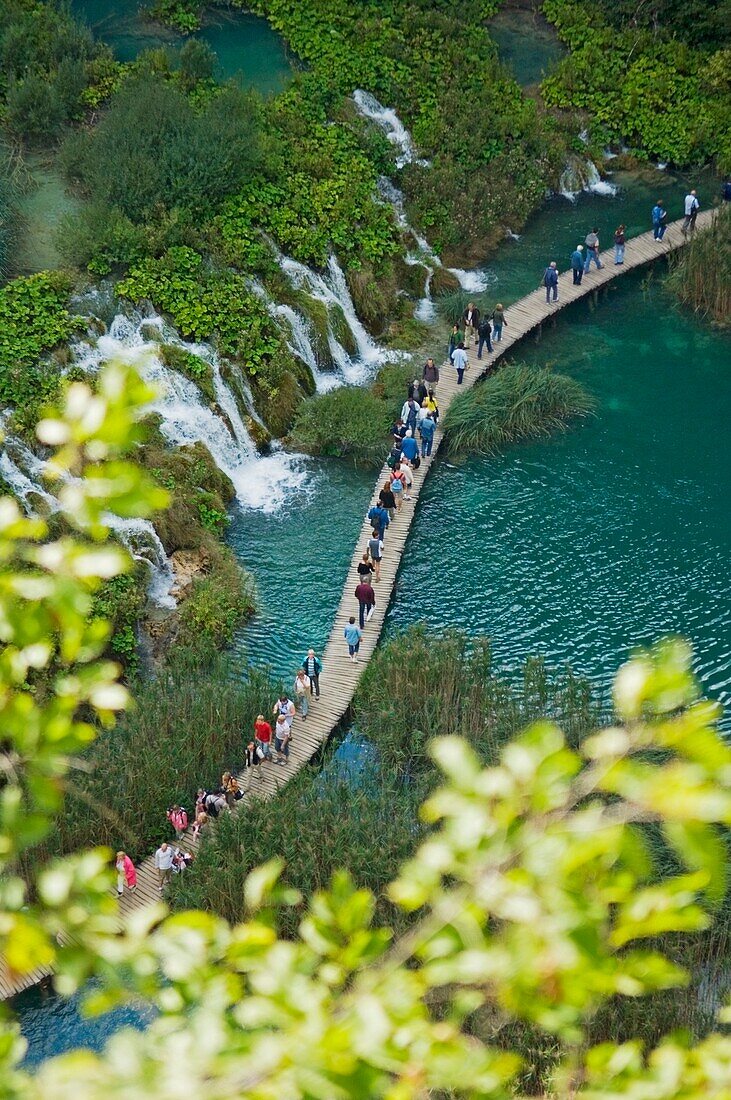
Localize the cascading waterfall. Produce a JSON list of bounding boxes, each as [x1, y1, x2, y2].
[[558, 157, 618, 202], [247, 278, 342, 393], [0, 426, 176, 607], [72, 314, 309, 514], [352, 89, 430, 169]]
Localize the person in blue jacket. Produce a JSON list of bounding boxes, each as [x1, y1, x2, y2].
[[419, 411, 436, 457], [367, 502, 389, 540], [570, 244, 584, 285], [652, 199, 667, 240], [543, 261, 559, 303], [302, 649, 321, 699], [399, 429, 419, 464]]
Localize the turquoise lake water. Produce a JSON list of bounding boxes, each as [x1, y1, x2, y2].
[[70, 0, 292, 93]]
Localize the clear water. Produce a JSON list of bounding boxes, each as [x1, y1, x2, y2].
[[488, 4, 564, 87], [14, 154, 82, 275], [70, 0, 292, 93]]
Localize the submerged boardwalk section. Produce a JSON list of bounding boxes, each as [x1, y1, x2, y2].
[[0, 212, 710, 1002]]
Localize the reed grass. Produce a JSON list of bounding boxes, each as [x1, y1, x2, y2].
[[667, 205, 731, 327], [443, 363, 595, 458]]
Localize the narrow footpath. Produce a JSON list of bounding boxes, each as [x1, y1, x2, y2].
[[1, 211, 712, 1002]]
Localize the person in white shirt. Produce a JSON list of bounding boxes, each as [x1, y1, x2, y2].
[[451, 342, 469, 384], [154, 841, 174, 892], [683, 189, 700, 234]]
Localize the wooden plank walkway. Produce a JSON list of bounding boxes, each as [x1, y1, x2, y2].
[[1, 211, 711, 1002]]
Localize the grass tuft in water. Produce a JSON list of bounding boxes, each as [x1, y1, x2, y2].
[[443, 362, 595, 458], [667, 204, 731, 327]]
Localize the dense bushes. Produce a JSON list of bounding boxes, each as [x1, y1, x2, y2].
[[542, 0, 731, 170], [0, 272, 83, 432], [667, 204, 731, 326], [443, 363, 595, 457], [288, 386, 394, 464], [61, 73, 261, 220]]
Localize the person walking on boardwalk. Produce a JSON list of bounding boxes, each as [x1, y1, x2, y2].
[[378, 480, 396, 521], [154, 841, 174, 893], [652, 199, 667, 240], [368, 529, 384, 581], [390, 462, 406, 511], [477, 315, 493, 359], [491, 303, 507, 342], [355, 577, 376, 628], [344, 616, 363, 661], [303, 648, 322, 698], [423, 390, 439, 422], [584, 228, 602, 271], [423, 357, 439, 390], [273, 693, 295, 733], [167, 804, 188, 841], [448, 324, 461, 359], [543, 261, 559, 304], [367, 500, 389, 539], [451, 341, 469, 384], [357, 551, 374, 584], [462, 302, 480, 348], [116, 851, 137, 896], [408, 377, 428, 405], [419, 409, 436, 457], [254, 713, 273, 759], [613, 225, 626, 265], [274, 713, 291, 765], [570, 245, 584, 285], [400, 429, 419, 464], [400, 396, 419, 434], [294, 668, 310, 719], [683, 189, 700, 234]]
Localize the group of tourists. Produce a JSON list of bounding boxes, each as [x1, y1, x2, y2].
[[446, 301, 509, 383], [545, 190, 703, 301]]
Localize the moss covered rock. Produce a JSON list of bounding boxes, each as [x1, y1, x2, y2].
[[346, 261, 399, 336]]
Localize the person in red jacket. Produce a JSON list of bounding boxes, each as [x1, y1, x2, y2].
[[166, 804, 188, 840], [115, 851, 137, 896], [254, 714, 272, 760], [354, 579, 376, 629]]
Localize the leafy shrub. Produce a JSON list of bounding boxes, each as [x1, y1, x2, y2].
[[288, 385, 393, 464], [55, 200, 148, 275], [148, 0, 202, 33], [177, 545, 255, 650], [60, 73, 262, 220], [443, 363, 595, 457], [178, 37, 215, 89], [91, 570, 148, 671]]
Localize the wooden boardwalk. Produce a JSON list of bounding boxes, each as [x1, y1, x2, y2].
[[1, 211, 710, 1002]]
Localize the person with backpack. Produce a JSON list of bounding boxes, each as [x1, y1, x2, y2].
[[491, 304, 507, 342], [543, 261, 559, 304], [477, 316, 492, 359], [570, 245, 584, 285], [368, 529, 384, 582], [583, 229, 602, 271], [367, 501, 389, 539], [354, 578, 376, 629], [166, 804, 188, 840], [204, 790, 227, 818], [302, 649, 322, 699], [344, 616, 363, 661], [613, 225, 626, 265], [115, 851, 137, 897], [652, 200, 667, 240]]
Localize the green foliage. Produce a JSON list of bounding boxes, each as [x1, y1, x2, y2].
[[667, 205, 731, 326], [0, 149, 23, 279], [356, 626, 601, 775], [178, 38, 215, 89], [542, 0, 731, 170], [0, 273, 83, 432], [443, 362, 595, 457], [591, 0, 731, 51], [91, 570, 147, 671], [117, 247, 286, 382], [197, 497, 229, 532], [60, 73, 262, 221], [159, 343, 216, 403], [148, 0, 202, 33], [177, 545, 255, 649], [288, 385, 393, 464], [2, 378, 731, 1094], [55, 200, 148, 275]]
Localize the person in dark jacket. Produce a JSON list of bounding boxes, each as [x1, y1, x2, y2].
[[477, 316, 492, 359], [543, 261, 559, 303], [462, 303, 480, 348], [302, 649, 321, 698], [422, 358, 440, 389], [367, 502, 389, 540], [408, 377, 428, 405], [354, 579, 376, 629], [448, 324, 461, 359], [570, 245, 584, 285], [613, 225, 626, 264]]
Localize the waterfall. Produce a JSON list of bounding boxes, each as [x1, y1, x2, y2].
[[72, 313, 309, 514], [558, 157, 618, 202], [247, 278, 342, 394], [275, 250, 401, 384], [0, 427, 176, 607], [377, 176, 495, 309], [353, 90, 430, 169]]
